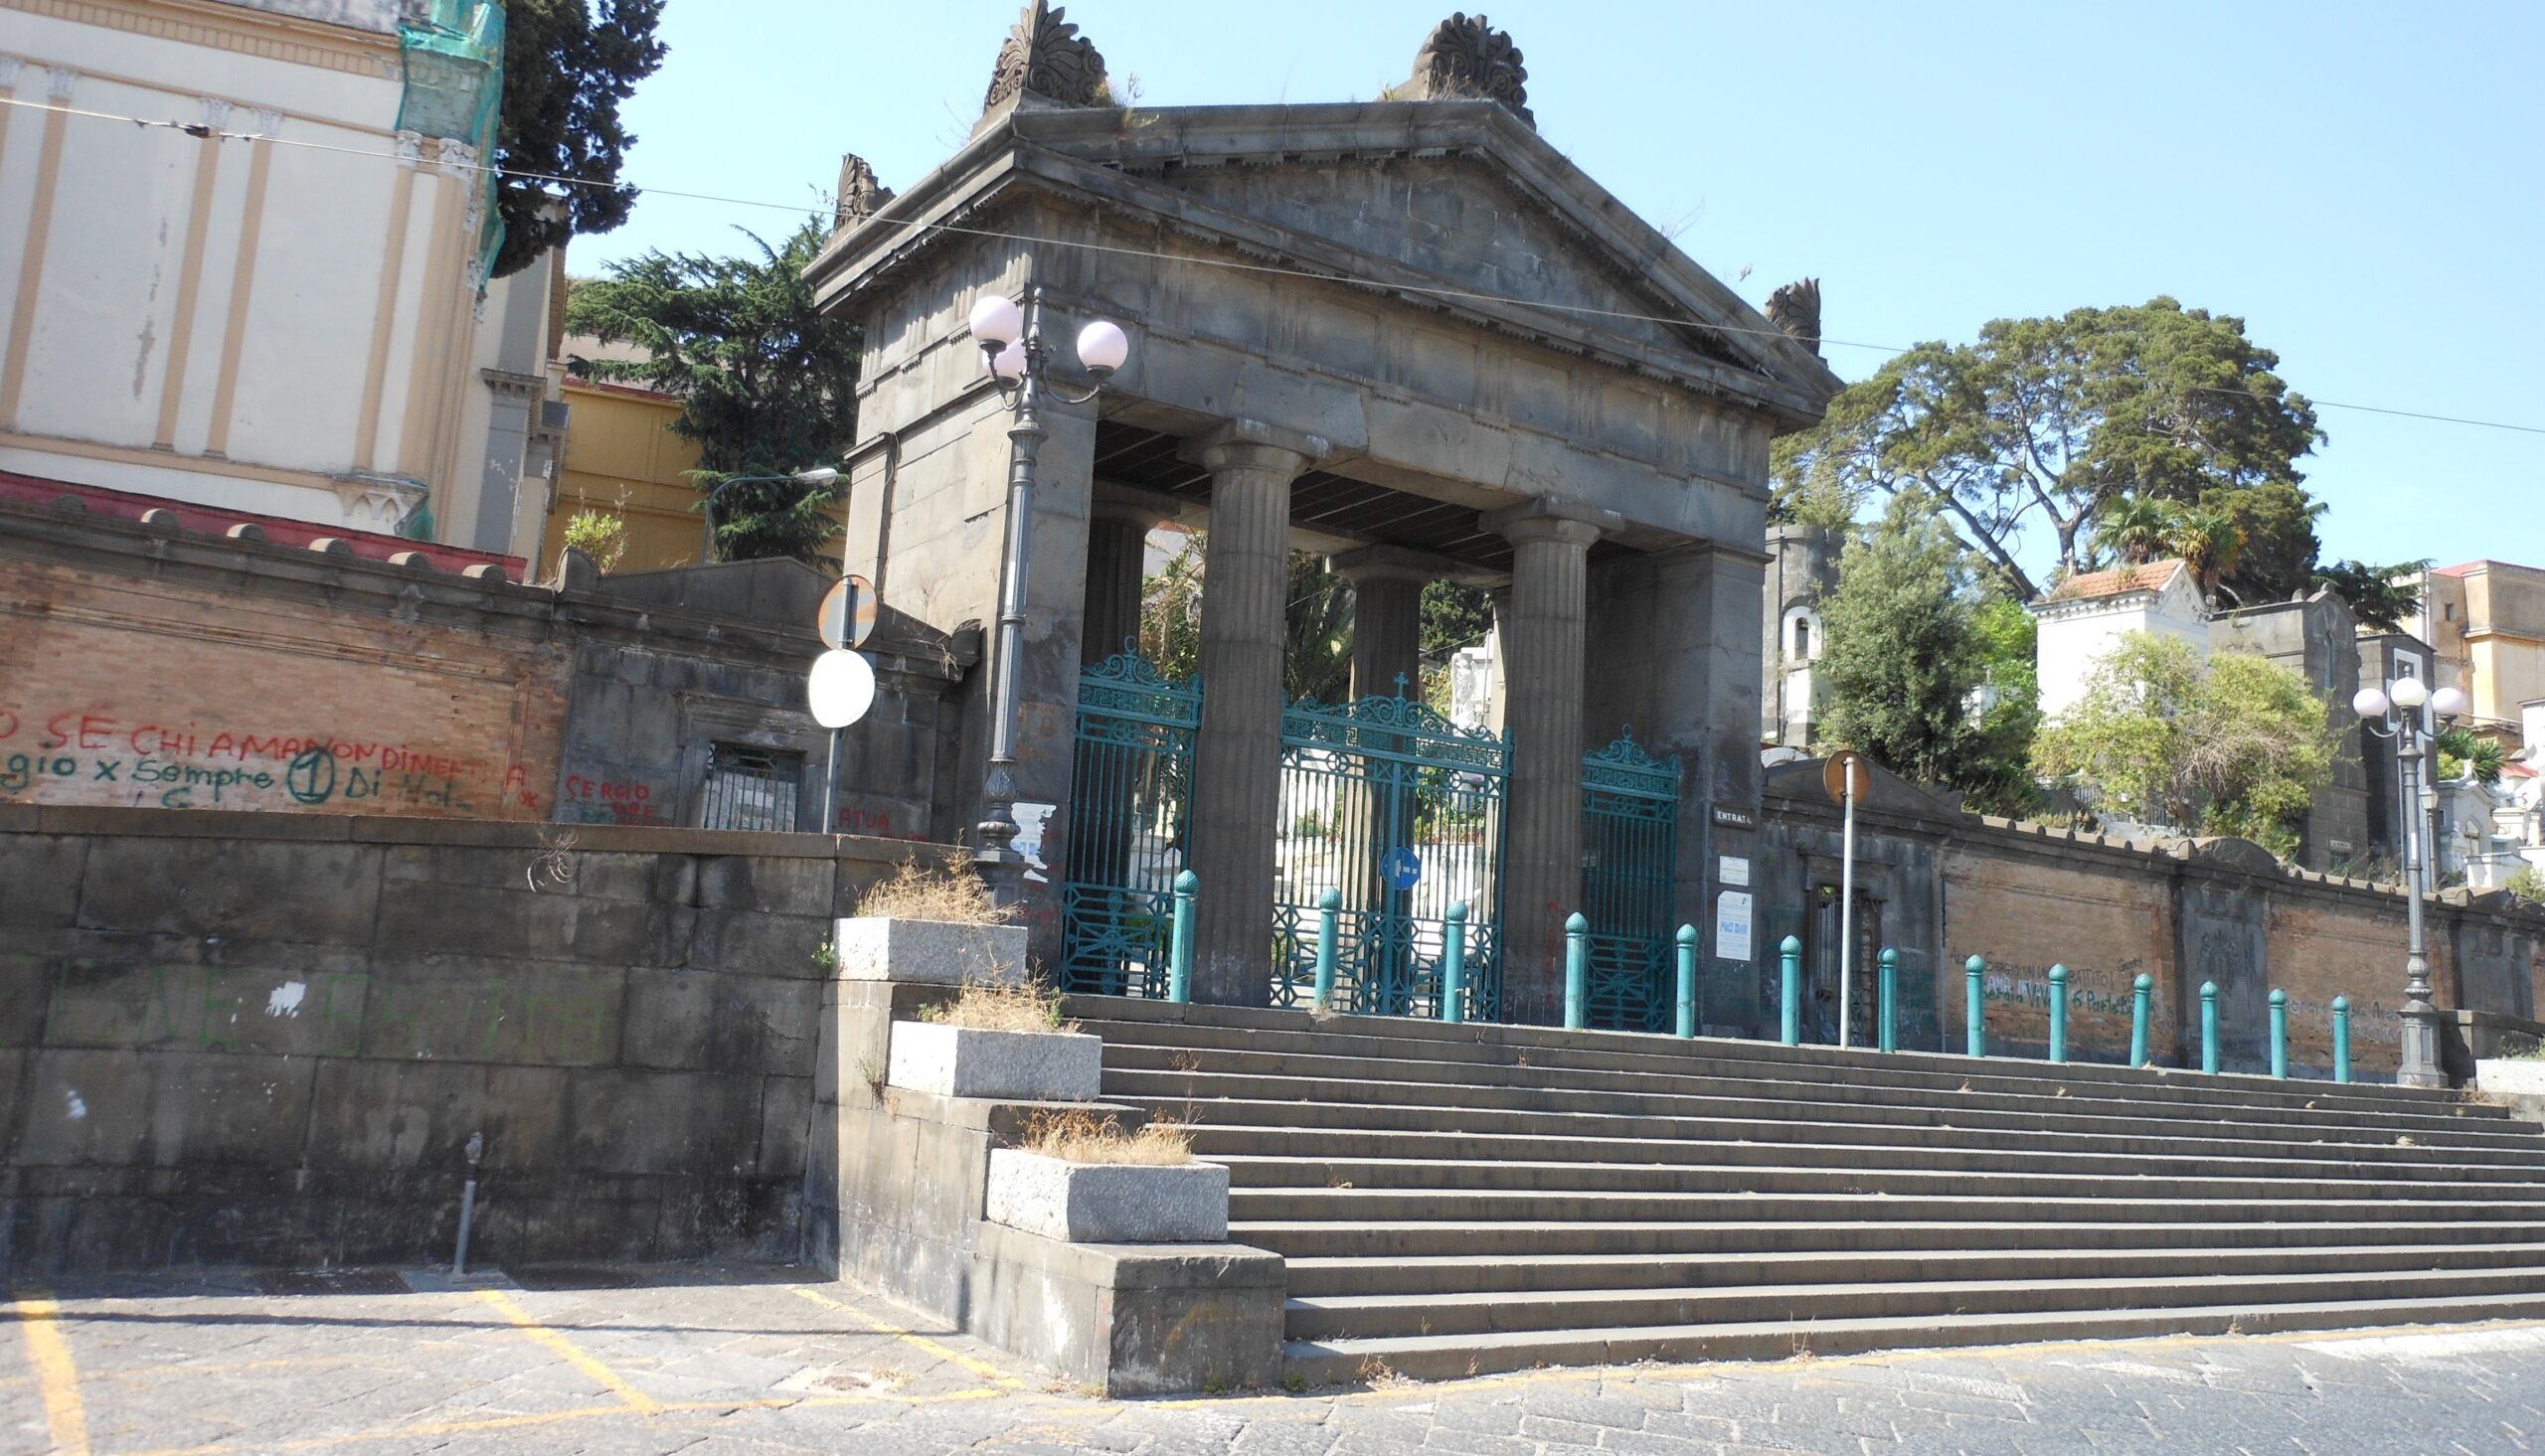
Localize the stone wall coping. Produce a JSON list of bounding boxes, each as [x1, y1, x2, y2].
[[1765, 779, 2545, 929], [0, 801, 946, 862], [973, 1219, 1285, 1292], [0, 500, 962, 684]]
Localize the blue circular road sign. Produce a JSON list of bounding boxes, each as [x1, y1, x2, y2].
[[1383, 846, 1423, 891]]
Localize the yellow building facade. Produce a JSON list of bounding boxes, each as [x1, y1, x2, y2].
[[2414, 560, 2545, 739], [542, 378, 709, 576]]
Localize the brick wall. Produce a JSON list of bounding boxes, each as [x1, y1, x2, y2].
[[0, 541, 572, 820]]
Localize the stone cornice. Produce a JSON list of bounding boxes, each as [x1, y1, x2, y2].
[[1, 0, 401, 78]]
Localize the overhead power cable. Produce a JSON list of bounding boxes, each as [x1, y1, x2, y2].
[[5, 94, 2541, 438]]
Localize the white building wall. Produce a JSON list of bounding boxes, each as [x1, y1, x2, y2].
[[2033, 573, 2211, 721], [0, 1, 520, 548]]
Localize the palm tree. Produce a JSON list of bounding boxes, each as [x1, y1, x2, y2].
[[2168, 506, 2247, 602], [2096, 495, 2175, 567]]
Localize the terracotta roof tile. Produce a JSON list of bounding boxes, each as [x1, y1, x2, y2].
[[2038, 560, 2188, 604]]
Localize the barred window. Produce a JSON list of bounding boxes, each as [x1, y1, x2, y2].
[[699, 742, 801, 832]]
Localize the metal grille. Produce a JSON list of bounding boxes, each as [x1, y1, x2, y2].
[[1580, 729, 1681, 1032], [1805, 884, 1883, 1047], [699, 742, 801, 832], [1275, 689, 1508, 1020], [1060, 653, 1200, 997]]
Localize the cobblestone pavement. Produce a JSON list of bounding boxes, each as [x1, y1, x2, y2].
[[10, 1264, 2545, 1455]]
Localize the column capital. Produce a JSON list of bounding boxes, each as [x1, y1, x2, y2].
[[1179, 417, 1331, 476], [1091, 481, 1190, 530], [1482, 497, 1622, 548], [1330, 543, 1455, 585]]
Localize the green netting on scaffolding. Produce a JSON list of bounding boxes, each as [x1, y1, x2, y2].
[[398, 0, 507, 285]]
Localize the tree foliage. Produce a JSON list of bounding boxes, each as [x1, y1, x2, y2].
[[1138, 536, 1204, 681], [492, 0, 666, 279], [566, 220, 861, 565], [2031, 633, 2338, 859], [1286, 553, 1354, 704], [2438, 727, 2507, 787], [1818, 496, 2038, 813], [1419, 580, 1494, 658], [1776, 299, 2321, 600], [2315, 559, 2427, 633]]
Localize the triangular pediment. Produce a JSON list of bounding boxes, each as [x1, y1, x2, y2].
[[811, 100, 1841, 424]]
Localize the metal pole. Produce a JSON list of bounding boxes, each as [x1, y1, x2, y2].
[[2130, 973, 2153, 1067], [2200, 980, 2220, 1073], [823, 728, 841, 835], [1563, 913, 1589, 1031], [1314, 888, 1341, 1010], [2269, 988, 2289, 1078], [1839, 759, 1858, 1049], [2396, 720, 2445, 1086], [1781, 936, 1802, 1047], [1167, 870, 1197, 1004], [1674, 923, 1698, 1039], [1442, 901, 1468, 1024], [2333, 995, 2353, 1083], [1878, 947, 1898, 1053], [2048, 964, 2069, 1064], [452, 1130, 483, 1276], [975, 288, 1049, 887], [1964, 955, 1985, 1058]]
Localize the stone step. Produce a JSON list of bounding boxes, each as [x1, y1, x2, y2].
[[1103, 1066, 2539, 1153], [1070, 999, 2476, 1120], [1227, 1186, 2545, 1226], [1093, 1044, 2523, 1141], [1170, 1120, 2545, 1186], [1284, 1263, 2545, 1342], [1279, 1288, 2545, 1385], [1205, 1153, 2545, 1205], [1236, 1217, 2545, 1261], [1281, 1239, 2545, 1298]]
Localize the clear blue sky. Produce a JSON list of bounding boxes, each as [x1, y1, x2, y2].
[[580, 1, 2543, 579]]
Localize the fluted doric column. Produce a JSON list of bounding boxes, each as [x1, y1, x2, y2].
[[1485, 499, 1620, 1023], [1181, 419, 1328, 1006], [1332, 545, 1439, 704], [1081, 488, 1173, 667]]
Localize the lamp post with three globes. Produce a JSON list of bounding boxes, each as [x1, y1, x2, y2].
[[2353, 673, 2470, 1087]]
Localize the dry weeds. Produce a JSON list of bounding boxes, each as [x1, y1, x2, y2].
[[1357, 1355, 1414, 1390], [856, 855, 1013, 923], [920, 979, 1075, 1034], [1015, 1107, 1193, 1166]]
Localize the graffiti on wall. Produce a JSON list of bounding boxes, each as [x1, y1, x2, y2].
[[0, 708, 541, 815]]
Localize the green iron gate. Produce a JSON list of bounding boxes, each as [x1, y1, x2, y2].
[[1274, 690, 1508, 1019], [1579, 729, 1681, 1031], [1059, 652, 1199, 997]]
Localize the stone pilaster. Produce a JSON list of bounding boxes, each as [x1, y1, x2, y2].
[[1486, 499, 1619, 1023], [1182, 420, 1328, 1006]]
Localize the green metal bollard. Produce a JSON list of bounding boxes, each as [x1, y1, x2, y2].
[[1442, 901, 1468, 1025], [2333, 995, 2352, 1083], [1564, 913, 1590, 1031], [2129, 973, 2153, 1067], [2048, 964, 2069, 1064], [1674, 924, 1699, 1039], [1965, 955, 1986, 1058], [2200, 980, 2220, 1073], [1780, 936, 1803, 1047], [1878, 948, 1899, 1053], [1167, 870, 1197, 1004], [2269, 989, 2289, 1079], [1313, 888, 1341, 1010]]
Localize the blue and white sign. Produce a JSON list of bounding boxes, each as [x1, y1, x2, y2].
[[1382, 846, 1423, 891]]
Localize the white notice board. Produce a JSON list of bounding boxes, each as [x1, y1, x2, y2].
[[1715, 890, 1754, 961]]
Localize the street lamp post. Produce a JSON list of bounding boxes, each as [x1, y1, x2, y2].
[[965, 285, 1130, 890], [2354, 674, 2471, 1087], [700, 466, 841, 565]]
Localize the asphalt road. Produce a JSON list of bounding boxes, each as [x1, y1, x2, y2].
[[8, 1263, 2542, 1455]]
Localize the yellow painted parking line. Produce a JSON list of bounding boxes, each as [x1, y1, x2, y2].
[[114, 1385, 1017, 1456], [470, 1288, 664, 1416], [785, 1285, 1030, 1388], [9, 1291, 91, 1456]]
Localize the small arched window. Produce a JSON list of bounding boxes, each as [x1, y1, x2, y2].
[[1783, 607, 1823, 663], [1793, 618, 1811, 661]]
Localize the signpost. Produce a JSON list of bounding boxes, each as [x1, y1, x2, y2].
[[807, 637, 878, 835], [1382, 846, 1423, 892], [1823, 751, 1868, 1049], [817, 574, 878, 651]]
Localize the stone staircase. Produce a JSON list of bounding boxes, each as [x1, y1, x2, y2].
[[1067, 997, 2545, 1383]]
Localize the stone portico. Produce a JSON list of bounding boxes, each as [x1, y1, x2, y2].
[[809, 5, 1841, 1018]]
